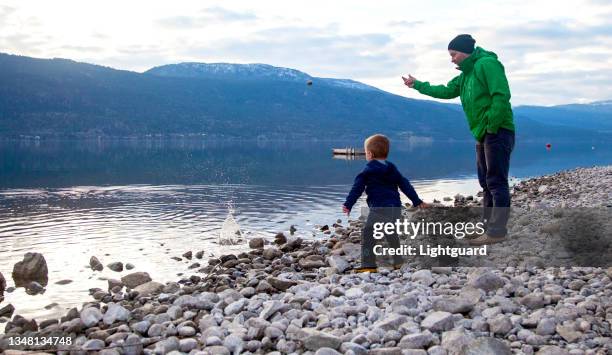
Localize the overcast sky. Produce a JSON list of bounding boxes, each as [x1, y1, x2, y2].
[[2, 0, 611, 105]]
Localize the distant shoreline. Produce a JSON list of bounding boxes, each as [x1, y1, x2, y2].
[[2, 135, 611, 144]]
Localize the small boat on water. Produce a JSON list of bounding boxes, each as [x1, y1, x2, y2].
[[332, 147, 366, 156]]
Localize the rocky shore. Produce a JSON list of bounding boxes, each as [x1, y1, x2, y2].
[[1, 166, 611, 355]]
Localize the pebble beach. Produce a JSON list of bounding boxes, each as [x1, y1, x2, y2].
[[1, 166, 611, 355]]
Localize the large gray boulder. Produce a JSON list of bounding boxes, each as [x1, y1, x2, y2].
[[12, 252, 48, 286]]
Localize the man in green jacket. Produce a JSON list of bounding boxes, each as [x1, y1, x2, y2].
[[403, 34, 515, 245]]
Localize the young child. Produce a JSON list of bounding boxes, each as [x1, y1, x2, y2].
[[342, 134, 427, 272]]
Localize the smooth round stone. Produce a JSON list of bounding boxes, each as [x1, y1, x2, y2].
[[265, 326, 284, 339], [132, 320, 150, 334], [178, 326, 196, 337], [147, 323, 164, 337], [82, 339, 105, 350], [179, 338, 198, 352], [245, 340, 262, 352], [206, 336, 223, 346]]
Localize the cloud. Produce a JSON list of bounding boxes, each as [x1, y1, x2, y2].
[[117, 44, 166, 56], [507, 21, 611, 42], [178, 25, 410, 79], [156, 6, 256, 29], [0, 6, 15, 32], [1, 34, 50, 55], [588, 0, 612, 5], [60, 45, 104, 52], [89, 51, 171, 73], [388, 20, 424, 28], [156, 16, 204, 29], [481, 19, 612, 55], [2, 1, 610, 105], [511, 69, 612, 105], [0, 5, 15, 17], [91, 32, 109, 40], [202, 6, 257, 22]]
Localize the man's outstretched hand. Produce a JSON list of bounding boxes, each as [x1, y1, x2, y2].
[[402, 75, 417, 88]]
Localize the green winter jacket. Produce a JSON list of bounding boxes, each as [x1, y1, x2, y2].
[[413, 47, 515, 141]]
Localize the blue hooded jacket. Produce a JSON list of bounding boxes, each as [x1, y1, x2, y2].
[[343, 160, 423, 211]]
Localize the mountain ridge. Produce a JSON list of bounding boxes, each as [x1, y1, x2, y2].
[[0, 52, 609, 141], [146, 62, 381, 91]]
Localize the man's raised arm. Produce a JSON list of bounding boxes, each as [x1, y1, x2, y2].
[[404, 75, 461, 99]]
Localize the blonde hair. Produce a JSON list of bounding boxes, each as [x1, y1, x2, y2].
[[364, 134, 390, 159]]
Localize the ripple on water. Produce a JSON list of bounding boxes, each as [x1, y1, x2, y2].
[[0, 180, 481, 323]]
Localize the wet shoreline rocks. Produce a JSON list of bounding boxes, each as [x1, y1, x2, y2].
[[11, 252, 48, 287], [1, 166, 611, 354]]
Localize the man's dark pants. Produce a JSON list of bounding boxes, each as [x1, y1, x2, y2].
[[476, 128, 515, 237], [361, 207, 403, 268]]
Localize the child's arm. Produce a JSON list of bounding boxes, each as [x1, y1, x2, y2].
[[342, 205, 350, 216], [343, 172, 366, 213], [389, 162, 424, 207], [399, 176, 424, 207]]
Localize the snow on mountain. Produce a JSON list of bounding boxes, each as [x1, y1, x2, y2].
[[589, 100, 612, 106], [147, 62, 312, 81], [146, 62, 379, 91], [321, 78, 381, 91]]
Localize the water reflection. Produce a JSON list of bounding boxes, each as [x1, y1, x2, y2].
[[2, 139, 609, 188]]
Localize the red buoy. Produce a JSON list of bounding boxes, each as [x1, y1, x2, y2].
[[546, 143, 552, 149]]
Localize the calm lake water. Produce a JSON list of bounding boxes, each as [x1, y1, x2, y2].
[[0, 139, 610, 323]]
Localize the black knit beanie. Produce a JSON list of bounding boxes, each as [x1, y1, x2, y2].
[[448, 34, 475, 54]]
